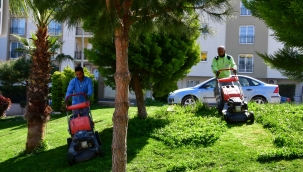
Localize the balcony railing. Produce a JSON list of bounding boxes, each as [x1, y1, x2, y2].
[[10, 27, 25, 35], [75, 27, 93, 35], [48, 28, 62, 35], [10, 51, 24, 58], [74, 51, 87, 60]]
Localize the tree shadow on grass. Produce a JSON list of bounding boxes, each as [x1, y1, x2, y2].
[[127, 116, 169, 162], [0, 141, 113, 172], [0, 115, 168, 172], [97, 115, 169, 164], [0, 116, 27, 130]]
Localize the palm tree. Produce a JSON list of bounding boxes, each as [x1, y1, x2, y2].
[[9, 0, 56, 153]]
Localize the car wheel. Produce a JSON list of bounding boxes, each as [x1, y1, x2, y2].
[[251, 96, 267, 104], [182, 95, 197, 106]]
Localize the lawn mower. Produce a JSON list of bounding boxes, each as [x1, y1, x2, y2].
[[216, 68, 254, 123], [65, 93, 103, 166]]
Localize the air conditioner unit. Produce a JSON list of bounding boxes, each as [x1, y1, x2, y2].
[[268, 79, 277, 84]]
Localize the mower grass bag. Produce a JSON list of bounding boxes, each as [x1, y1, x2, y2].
[[70, 115, 92, 135]]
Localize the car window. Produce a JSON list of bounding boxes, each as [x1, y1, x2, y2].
[[250, 79, 261, 86], [239, 77, 261, 86], [239, 78, 249, 86], [200, 79, 216, 88]]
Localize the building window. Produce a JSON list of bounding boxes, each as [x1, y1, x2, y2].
[[10, 42, 24, 58], [240, 2, 252, 16], [201, 51, 207, 62], [239, 26, 254, 44], [10, 18, 26, 35], [48, 21, 62, 35], [187, 80, 200, 87], [238, 54, 253, 73]]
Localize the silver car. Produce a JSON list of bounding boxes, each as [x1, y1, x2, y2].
[[167, 75, 281, 106]]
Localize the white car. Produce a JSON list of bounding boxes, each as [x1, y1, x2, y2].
[[167, 75, 281, 106]]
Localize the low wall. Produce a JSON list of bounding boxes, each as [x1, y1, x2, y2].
[[6, 103, 24, 116]]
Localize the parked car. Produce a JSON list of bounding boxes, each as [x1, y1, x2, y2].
[[167, 75, 281, 106]]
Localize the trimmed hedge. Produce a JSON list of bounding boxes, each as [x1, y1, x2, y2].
[[278, 84, 296, 101], [0, 86, 26, 103]]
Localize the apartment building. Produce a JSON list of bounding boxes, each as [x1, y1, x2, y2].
[[0, 0, 137, 101], [180, 0, 302, 101]]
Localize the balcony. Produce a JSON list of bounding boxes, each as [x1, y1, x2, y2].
[[10, 51, 24, 59], [48, 28, 62, 36], [74, 51, 87, 60], [10, 27, 25, 35], [75, 27, 93, 36]]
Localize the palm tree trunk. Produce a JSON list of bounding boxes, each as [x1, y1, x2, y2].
[[112, 26, 131, 172], [25, 27, 52, 153], [26, 118, 46, 150], [132, 73, 147, 118]]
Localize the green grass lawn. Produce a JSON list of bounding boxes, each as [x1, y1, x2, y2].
[[1, 102, 303, 172]]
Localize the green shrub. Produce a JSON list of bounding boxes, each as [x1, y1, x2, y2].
[[250, 103, 303, 161], [51, 71, 64, 112], [152, 103, 226, 147]]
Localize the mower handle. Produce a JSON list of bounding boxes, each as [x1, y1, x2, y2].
[[218, 68, 235, 72], [65, 92, 89, 102], [216, 68, 237, 78]]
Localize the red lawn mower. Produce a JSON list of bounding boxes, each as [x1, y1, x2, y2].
[[216, 68, 254, 123], [65, 93, 103, 166]]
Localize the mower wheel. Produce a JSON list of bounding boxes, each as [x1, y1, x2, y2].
[[95, 131, 102, 146], [97, 146, 104, 157], [224, 115, 229, 123], [248, 111, 255, 123], [67, 138, 72, 148], [67, 153, 74, 166]]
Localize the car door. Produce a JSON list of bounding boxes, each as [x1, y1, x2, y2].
[[198, 79, 216, 105], [238, 76, 259, 102]]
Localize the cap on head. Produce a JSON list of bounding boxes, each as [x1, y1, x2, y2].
[[217, 46, 226, 57], [217, 46, 225, 51]]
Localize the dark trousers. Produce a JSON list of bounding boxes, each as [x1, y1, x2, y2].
[[213, 80, 233, 98], [71, 107, 89, 119]]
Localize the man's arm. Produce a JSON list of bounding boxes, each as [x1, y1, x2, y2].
[[211, 57, 218, 75], [65, 78, 75, 99], [87, 78, 94, 97]]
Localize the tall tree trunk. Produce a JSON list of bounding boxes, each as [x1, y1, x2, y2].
[[132, 73, 147, 118], [112, 26, 131, 171], [24, 27, 52, 153]]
